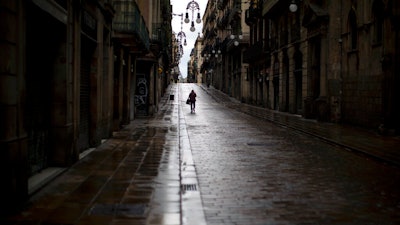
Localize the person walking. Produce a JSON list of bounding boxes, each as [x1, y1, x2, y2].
[[188, 89, 197, 113]]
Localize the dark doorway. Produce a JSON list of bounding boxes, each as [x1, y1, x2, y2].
[[273, 56, 280, 110], [78, 36, 96, 152], [294, 48, 303, 114], [25, 3, 65, 175]]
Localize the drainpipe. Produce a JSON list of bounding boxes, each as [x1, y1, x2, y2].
[[394, 7, 400, 133], [396, 26, 400, 133], [338, 0, 343, 123]]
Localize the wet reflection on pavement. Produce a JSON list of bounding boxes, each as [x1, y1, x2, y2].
[[180, 83, 400, 225], [3, 83, 400, 225], [3, 85, 182, 225]]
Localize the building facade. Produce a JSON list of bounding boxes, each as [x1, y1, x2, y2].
[[201, 0, 400, 134], [201, 0, 250, 99], [188, 36, 203, 84], [0, 0, 172, 213], [194, 35, 204, 84]]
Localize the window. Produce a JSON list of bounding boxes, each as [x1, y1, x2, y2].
[[279, 17, 288, 47], [372, 0, 384, 44], [348, 9, 358, 50], [263, 17, 270, 50], [258, 19, 264, 43], [290, 11, 300, 42]]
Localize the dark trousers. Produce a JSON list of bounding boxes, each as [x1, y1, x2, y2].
[[190, 101, 195, 110]]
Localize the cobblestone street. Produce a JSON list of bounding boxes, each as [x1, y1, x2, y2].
[[2, 83, 400, 225], [180, 84, 400, 225], [3, 0, 400, 224]]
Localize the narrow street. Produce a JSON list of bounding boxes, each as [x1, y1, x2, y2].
[[180, 83, 400, 225], [3, 83, 400, 225], [2, 1, 400, 225]]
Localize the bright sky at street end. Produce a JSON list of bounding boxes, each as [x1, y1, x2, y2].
[[171, 0, 208, 79]]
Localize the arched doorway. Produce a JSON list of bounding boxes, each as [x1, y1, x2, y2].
[[294, 47, 303, 114]]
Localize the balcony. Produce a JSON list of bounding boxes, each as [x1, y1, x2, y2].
[[228, 8, 241, 24], [209, 28, 217, 38], [204, 29, 210, 39], [207, 11, 216, 23], [262, 0, 279, 14], [217, 13, 229, 29], [54, 0, 67, 9], [162, 1, 172, 21], [201, 44, 212, 57], [217, 0, 229, 10], [225, 33, 250, 52], [245, 6, 260, 25], [151, 23, 171, 60], [113, 0, 150, 52]]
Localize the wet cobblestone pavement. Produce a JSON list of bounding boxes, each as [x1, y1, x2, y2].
[[180, 84, 400, 225], [2, 83, 400, 225], [2, 85, 182, 225]]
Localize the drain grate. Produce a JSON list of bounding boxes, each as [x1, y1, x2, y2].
[[247, 142, 276, 146], [89, 203, 147, 216], [181, 184, 197, 191]]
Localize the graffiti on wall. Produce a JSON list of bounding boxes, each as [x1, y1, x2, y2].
[[135, 74, 148, 115]]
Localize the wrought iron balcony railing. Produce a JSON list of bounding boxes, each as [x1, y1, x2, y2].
[[217, 0, 229, 10], [113, 0, 150, 51], [217, 13, 229, 29], [245, 6, 261, 25]]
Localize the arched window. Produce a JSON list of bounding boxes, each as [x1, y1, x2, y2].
[[279, 17, 288, 47], [348, 9, 358, 50], [372, 0, 384, 44]]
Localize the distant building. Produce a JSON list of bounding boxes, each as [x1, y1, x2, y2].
[[189, 34, 204, 84]]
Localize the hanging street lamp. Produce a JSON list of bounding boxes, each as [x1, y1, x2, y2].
[[184, 0, 202, 32]]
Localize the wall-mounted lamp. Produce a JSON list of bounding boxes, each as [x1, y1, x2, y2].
[[204, 49, 221, 61], [289, 0, 300, 12], [264, 68, 271, 83], [259, 70, 264, 83], [230, 33, 243, 46], [211, 49, 221, 58]]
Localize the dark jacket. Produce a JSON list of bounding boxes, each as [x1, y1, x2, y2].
[[189, 91, 196, 102]]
